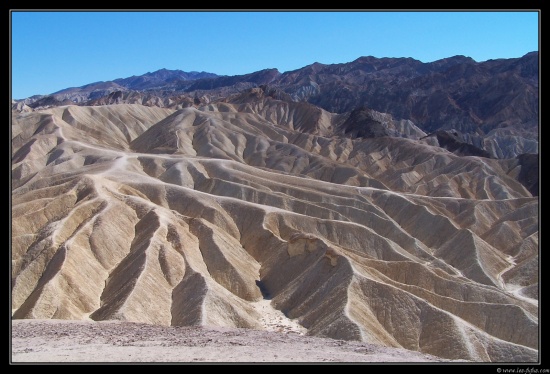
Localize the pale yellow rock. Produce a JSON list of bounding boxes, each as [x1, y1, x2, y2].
[[11, 103, 538, 362]]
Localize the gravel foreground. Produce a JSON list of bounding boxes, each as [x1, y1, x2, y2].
[[11, 319, 457, 363]]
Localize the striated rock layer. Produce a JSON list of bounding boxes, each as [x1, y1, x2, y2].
[[11, 102, 538, 362]]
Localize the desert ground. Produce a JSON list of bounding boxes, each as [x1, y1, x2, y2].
[[11, 319, 456, 363]]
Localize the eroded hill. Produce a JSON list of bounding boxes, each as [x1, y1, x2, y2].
[[11, 97, 538, 362]]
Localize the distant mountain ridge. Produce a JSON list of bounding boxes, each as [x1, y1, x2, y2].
[[13, 52, 538, 160], [112, 69, 219, 91], [39, 69, 220, 104], [272, 52, 538, 137]]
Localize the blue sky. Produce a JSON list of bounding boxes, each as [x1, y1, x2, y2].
[[11, 10, 539, 100]]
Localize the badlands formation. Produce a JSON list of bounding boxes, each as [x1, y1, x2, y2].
[[11, 88, 538, 362]]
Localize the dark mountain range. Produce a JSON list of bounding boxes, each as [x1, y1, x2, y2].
[[112, 69, 218, 91], [182, 68, 281, 91], [273, 52, 538, 137], [14, 52, 538, 160], [27, 69, 220, 106]]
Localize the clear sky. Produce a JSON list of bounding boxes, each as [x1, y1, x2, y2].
[[10, 10, 539, 100]]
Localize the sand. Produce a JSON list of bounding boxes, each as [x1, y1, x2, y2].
[[11, 319, 453, 363]]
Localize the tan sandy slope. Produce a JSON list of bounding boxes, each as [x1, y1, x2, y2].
[[11, 100, 538, 362]]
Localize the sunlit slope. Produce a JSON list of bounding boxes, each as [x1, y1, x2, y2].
[[12, 103, 538, 362]]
